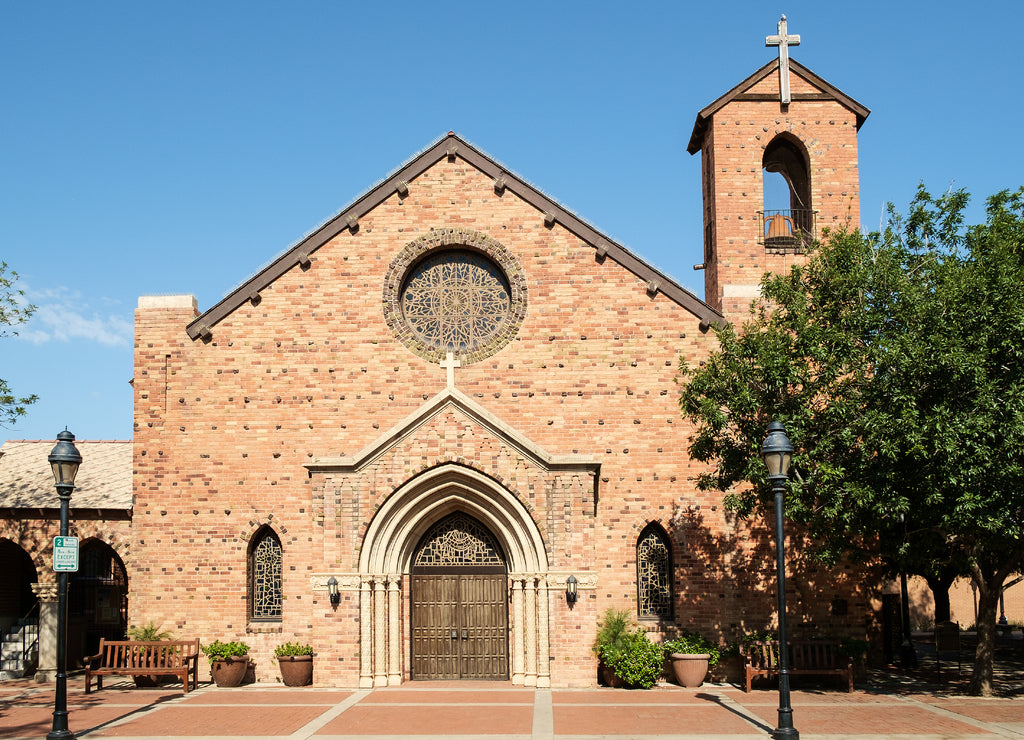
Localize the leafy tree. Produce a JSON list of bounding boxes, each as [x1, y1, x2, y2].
[[0, 261, 37, 427], [680, 186, 1024, 696]]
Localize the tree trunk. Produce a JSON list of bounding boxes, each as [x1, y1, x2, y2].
[[969, 576, 1001, 696], [924, 571, 955, 624]]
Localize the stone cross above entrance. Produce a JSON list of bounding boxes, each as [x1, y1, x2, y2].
[[765, 15, 801, 104], [440, 351, 461, 389]]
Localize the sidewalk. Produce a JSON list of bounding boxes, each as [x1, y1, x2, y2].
[[3, 675, 1024, 740]]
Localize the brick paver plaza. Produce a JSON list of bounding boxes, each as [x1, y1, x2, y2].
[[3, 676, 1023, 740]]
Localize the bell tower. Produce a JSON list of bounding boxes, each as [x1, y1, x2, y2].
[[688, 17, 870, 320]]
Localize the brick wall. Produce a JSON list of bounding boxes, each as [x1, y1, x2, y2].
[[131, 151, 871, 686]]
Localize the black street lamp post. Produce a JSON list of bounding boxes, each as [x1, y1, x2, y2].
[[47, 430, 82, 740], [761, 421, 798, 740]]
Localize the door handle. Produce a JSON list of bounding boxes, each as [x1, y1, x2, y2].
[[462, 629, 468, 640], [451, 630, 458, 639]]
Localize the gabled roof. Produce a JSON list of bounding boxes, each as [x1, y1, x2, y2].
[[687, 58, 871, 155], [186, 133, 722, 340], [0, 440, 132, 512]]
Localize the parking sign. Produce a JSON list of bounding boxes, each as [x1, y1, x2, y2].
[[53, 536, 79, 572]]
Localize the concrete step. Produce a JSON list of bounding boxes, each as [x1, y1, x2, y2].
[[0, 659, 28, 677], [6, 625, 38, 638]]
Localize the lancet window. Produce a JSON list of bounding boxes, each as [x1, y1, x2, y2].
[[637, 523, 673, 619], [249, 527, 283, 621]]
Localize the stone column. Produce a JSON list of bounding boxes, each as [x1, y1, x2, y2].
[[359, 576, 373, 688], [511, 578, 524, 685], [525, 577, 537, 686], [373, 578, 387, 687], [32, 583, 59, 683], [387, 575, 402, 686], [537, 577, 551, 688]]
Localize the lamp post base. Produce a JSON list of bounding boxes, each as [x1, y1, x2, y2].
[[773, 728, 800, 740]]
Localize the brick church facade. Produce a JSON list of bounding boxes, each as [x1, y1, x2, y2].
[[3, 41, 874, 687]]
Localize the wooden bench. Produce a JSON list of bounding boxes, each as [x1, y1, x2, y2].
[[85, 638, 200, 694], [741, 640, 853, 693]]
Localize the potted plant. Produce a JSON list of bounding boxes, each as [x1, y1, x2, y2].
[[663, 631, 721, 688], [592, 608, 632, 687], [202, 640, 250, 687], [274, 642, 314, 686], [592, 608, 663, 689], [126, 621, 173, 687]]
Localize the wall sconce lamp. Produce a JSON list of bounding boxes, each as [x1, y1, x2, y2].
[[327, 576, 340, 606], [565, 575, 578, 605]]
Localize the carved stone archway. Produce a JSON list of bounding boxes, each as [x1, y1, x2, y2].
[[358, 463, 550, 688]]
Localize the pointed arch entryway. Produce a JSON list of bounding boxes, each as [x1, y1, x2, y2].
[[358, 463, 550, 688]]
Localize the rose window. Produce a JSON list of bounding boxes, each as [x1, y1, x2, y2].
[[382, 229, 527, 365], [401, 251, 511, 354]]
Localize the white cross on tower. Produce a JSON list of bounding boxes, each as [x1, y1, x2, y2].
[[440, 351, 461, 390], [766, 15, 801, 105]]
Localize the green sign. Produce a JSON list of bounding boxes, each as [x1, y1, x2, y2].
[[53, 536, 79, 572]]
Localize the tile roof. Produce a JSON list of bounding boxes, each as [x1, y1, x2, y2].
[[0, 440, 132, 511]]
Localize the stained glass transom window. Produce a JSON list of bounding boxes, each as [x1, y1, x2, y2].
[[637, 525, 672, 619], [250, 529, 282, 621], [414, 513, 505, 568], [401, 251, 511, 354], [382, 229, 527, 365]]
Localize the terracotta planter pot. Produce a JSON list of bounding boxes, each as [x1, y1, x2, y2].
[[210, 655, 249, 687], [278, 655, 313, 687], [598, 662, 626, 688], [669, 653, 710, 688]]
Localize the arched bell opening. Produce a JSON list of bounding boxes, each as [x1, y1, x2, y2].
[[761, 133, 814, 250]]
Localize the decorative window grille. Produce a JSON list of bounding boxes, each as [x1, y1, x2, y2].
[[637, 524, 672, 619], [250, 528, 283, 621], [383, 231, 528, 365], [413, 513, 505, 569], [401, 250, 512, 354]]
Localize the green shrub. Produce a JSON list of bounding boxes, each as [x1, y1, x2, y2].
[[612, 631, 664, 689], [663, 631, 721, 668], [201, 640, 250, 663], [592, 608, 664, 689], [274, 641, 314, 657], [127, 621, 173, 641], [740, 629, 776, 646], [592, 608, 632, 666]]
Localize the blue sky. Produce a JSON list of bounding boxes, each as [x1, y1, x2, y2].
[[2, 1, 1022, 445]]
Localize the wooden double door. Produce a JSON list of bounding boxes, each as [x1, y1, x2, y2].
[[410, 572, 509, 680]]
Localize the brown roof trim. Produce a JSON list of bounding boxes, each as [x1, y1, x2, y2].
[[186, 134, 722, 339], [686, 59, 870, 154]]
